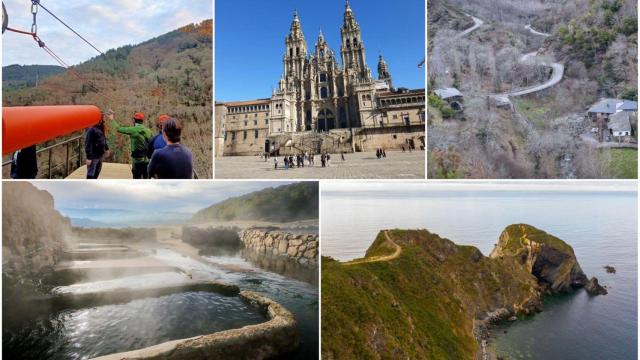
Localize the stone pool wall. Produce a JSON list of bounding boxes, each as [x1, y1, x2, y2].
[[240, 228, 318, 265], [71, 227, 157, 244], [90, 290, 298, 360]]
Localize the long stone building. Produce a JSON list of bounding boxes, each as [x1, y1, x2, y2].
[[215, 2, 425, 156]]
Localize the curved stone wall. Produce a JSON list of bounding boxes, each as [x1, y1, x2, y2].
[[90, 290, 299, 360], [240, 228, 318, 265]]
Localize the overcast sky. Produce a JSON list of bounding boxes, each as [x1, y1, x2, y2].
[[2, 0, 212, 66], [323, 181, 639, 194], [32, 181, 294, 226]]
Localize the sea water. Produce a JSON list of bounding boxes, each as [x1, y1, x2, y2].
[[322, 189, 637, 360]]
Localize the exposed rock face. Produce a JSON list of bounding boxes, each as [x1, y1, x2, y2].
[[2, 182, 71, 275], [240, 228, 318, 265], [585, 277, 608, 295], [490, 224, 596, 294]]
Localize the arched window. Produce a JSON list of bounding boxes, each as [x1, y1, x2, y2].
[[320, 73, 327, 82], [320, 49, 325, 57], [320, 87, 328, 99], [346, 39, 351, 48], [289, 48, 293, 57], [317, 109, 335, 131], [305, 110, 312, 131], [353, 38, 358, 46], [296, 47, 300, 56]]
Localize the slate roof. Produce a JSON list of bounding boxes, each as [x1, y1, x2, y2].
[[608, 111, 631, 133], [434, 88, 462, 99], [588, 98, 637, 114]]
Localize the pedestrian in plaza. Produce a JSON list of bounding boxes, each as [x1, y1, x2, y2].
[[382, 149, 387, 158], [284, 156, 289, 170], [274, 156, 278, 169], [321, 153, 326, 167], [341, 152, 345, 161], [327, 153, 331, 167]]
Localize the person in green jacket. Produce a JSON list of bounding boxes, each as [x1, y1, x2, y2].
[[117, 112, 153, 179]]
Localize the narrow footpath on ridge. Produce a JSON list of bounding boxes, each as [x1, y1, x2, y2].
[[345, 230, 402, 265]]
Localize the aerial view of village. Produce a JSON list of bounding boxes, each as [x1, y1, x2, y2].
[[214, 0, 425, 179], [427, 0, 638, 179]]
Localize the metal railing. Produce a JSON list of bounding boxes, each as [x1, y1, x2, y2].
[[3, 134, 84, 179]]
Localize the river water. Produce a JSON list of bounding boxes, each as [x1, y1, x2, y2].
[[322, 188, 637, 359], [3, 245, 318, 359]]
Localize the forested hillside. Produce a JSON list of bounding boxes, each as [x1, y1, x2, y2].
[[2, 65, 65, 90], [192, 182, 319, 223], [545, 0, 637, 99], [427, 0, 637, 179], [3, 20, 213, 178]]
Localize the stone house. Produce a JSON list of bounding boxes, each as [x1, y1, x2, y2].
[[434, 87, 464, 112]]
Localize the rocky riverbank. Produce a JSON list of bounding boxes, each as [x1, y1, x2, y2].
[[240, 227, 318, 265]]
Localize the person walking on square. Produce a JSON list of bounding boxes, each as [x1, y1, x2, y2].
[[274, 156, 278, 169], [284, 156, 289, 170]]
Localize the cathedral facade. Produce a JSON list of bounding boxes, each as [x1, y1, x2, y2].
[[216, 2, 425, 156]]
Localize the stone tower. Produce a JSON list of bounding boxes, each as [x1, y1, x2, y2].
[[284, 10, 307, 85], [377, 54, 393, 89], [340, 0, 372, 82]]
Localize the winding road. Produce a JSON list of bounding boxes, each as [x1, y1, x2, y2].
[[345, 230, 401, 265], [453, 14, 564, 103], [456, 15, 484, 38]]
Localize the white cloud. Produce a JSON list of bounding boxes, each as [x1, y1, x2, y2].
[[30, 180, 297, 222], [2, 0, 211, 66]]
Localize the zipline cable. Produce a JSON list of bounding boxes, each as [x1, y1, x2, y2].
[[3, 1, 117, 102], [33, 0, 104, 55]]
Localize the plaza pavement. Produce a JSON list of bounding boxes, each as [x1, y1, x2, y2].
[[214, 151, 425, 179]]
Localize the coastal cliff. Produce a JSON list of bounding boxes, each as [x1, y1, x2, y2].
[[321, 225, 605, 360]]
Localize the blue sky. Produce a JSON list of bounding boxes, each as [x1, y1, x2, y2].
[[31, 181, 296, 226], [215, 0, 425, 101], [2, 0, 212, 66]]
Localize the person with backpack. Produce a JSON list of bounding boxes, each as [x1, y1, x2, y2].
[[148, 114, 170, 158], [84, 110, 111, 179], [10, 145, 38, 179], [117, 112, 153, 179], [148, 118, 193, 179]]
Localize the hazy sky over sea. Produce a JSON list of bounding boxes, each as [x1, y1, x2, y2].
[[2, 0, 211, 65], [322, 181, 638, 194], [31, 181, 294, 226]]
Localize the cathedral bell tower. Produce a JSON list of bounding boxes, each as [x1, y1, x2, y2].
[[340, 1, 371, 82], [377, 53, 393, 89], [284, 10, 307, 89]]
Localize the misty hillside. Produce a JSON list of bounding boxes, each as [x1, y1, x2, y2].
[[3, 20, 213, 178], [2, 65, 65, 90], [192, 183, 319, 223]]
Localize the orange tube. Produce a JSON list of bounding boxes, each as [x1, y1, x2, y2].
[[2, 105, 101, 155]]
